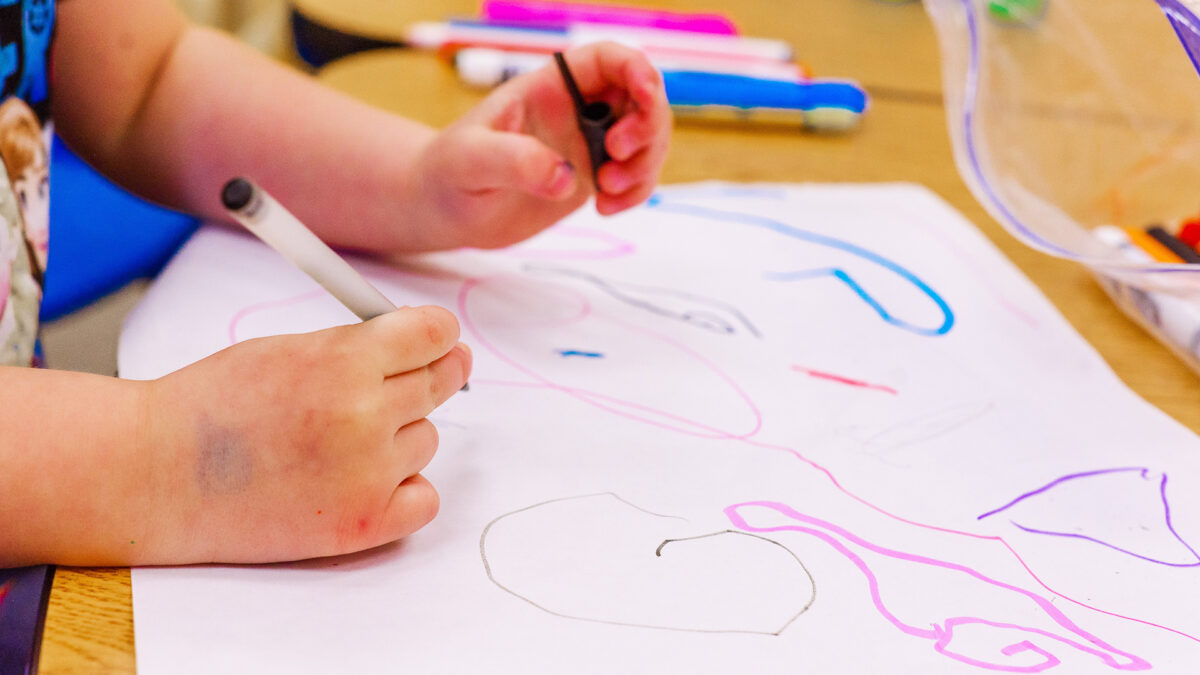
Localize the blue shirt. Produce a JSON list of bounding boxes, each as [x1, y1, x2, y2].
[[0, 0, 52, 366]]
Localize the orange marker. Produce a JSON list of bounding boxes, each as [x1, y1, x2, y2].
[[1121, 225, 1184, 263]]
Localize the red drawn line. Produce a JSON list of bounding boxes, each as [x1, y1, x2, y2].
[[792, 365, 898, 395], [0, 581, 9, 606]]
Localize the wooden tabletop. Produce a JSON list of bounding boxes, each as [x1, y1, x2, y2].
[[36, 1, 1200, 672]]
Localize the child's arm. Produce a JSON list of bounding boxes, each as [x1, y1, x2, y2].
[[52, 0, 671, 254], [0, 307, 471, 567]]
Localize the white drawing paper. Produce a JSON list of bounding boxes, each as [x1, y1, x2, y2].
[[122, 183, 1200, 673]]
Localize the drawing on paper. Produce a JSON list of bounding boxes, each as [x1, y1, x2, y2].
[[528, 265, 763, 338], [647, 195, 956, 337], [481, 493, 816, 635], [978, 468, 1200, 567], [126, 184, 1200, 673], [728, 501, 1148, 672]]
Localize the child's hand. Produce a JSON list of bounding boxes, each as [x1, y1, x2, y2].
[[409, 42, 671, 250], [144, 306, 471, 564]]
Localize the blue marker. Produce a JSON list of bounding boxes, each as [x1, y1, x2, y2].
[[663, 71, 868, 132], [453, 48, 867, 131]]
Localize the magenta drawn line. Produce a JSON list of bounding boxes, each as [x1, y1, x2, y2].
[[455, 268, 1200, 653], [501, 226, 636, 261], [737, 433, 1200, 648], [726, 501, 1150, 672], [225, 215, 1200, 659], [792, 365, 899, 395], [226, 288, 327, 344], [978, 467, 1200, 568], [457, 274, 763, 440]]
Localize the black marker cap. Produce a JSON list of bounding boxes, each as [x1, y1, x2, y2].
[[578, 101, 615, 181], [221, 177, 255, 212], [553, 53, 616, 186]]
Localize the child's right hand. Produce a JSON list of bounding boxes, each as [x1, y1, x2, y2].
[[142, 305, 471, 564]]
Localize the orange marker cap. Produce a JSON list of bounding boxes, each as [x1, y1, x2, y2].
[[1122, 225, 1184, 263]]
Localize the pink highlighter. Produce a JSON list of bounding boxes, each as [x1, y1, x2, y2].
[[480, 0, 739, 35]]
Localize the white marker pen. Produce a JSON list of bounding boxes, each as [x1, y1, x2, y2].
[[221, 177, 396, 321]]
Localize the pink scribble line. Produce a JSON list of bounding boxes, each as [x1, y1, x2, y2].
[[227, 289, 327, 345], [227, 266, 1192, 662], [792, 365, 899, 395], [458, 275, 763, 440], [458, 271, 1200, 655], [727, 502, 1150, 672], [740, 431, 1200, 649], [502, 227, 636, 261]]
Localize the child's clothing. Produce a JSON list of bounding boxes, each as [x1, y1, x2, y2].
[[0, 0, 53, 366]]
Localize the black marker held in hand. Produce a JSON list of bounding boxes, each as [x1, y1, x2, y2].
[[553, 51, 616, 189]]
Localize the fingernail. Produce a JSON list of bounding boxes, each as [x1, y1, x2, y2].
[[546, 161, 575, 198], [455, 342, 473, 377]]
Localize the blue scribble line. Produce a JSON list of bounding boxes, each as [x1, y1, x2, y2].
[[647, 196, 955, 336], [557, 350, 605, 359]]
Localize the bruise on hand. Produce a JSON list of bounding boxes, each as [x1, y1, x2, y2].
[[193, 418, 253, 495]]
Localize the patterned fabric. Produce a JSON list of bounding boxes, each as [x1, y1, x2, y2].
[[0, 0, 53, 366]]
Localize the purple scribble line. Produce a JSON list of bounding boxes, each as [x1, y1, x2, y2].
[[977, 467, 1148, 521], [727, 501, 1151, 672], [454, 265, 1195, 654], [226, 257, 1200, 659], [981, 468, 1200, 567], [454, 212, 1200, 658]]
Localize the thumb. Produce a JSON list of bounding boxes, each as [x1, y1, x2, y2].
[[451, 127, 578, 200]]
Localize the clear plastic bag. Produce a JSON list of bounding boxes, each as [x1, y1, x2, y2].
[[927, 0, 1200, 370]]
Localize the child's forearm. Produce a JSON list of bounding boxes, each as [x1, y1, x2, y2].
[[0, 367, 160, 567], [52, 0, 436, 252], [51, 1, 671, 254], [0, 307, 467, 568]]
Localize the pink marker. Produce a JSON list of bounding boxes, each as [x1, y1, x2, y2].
[[481, 0, 739, 35]]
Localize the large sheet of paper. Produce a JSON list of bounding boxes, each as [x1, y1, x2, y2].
[[122, 183, 1200, 673]]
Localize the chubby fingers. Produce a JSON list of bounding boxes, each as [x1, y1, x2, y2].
[[559, 41, 664, 103], [393, 418, 440, 480], [360, 305, 462, 377], [384, 341, 473, 427], [596, 143, 661, 215], [447, 125, 579, 200], [557, 43, 670, 214], [373, 474, 440, 545]]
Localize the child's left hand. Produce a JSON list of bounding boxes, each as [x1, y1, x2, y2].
[[406, 42, 671, 251]]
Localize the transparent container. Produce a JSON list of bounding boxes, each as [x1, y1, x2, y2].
[[927, 0, 1200, 370]]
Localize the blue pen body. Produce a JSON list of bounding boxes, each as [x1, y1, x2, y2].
[[662, 71, 868, 113]]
